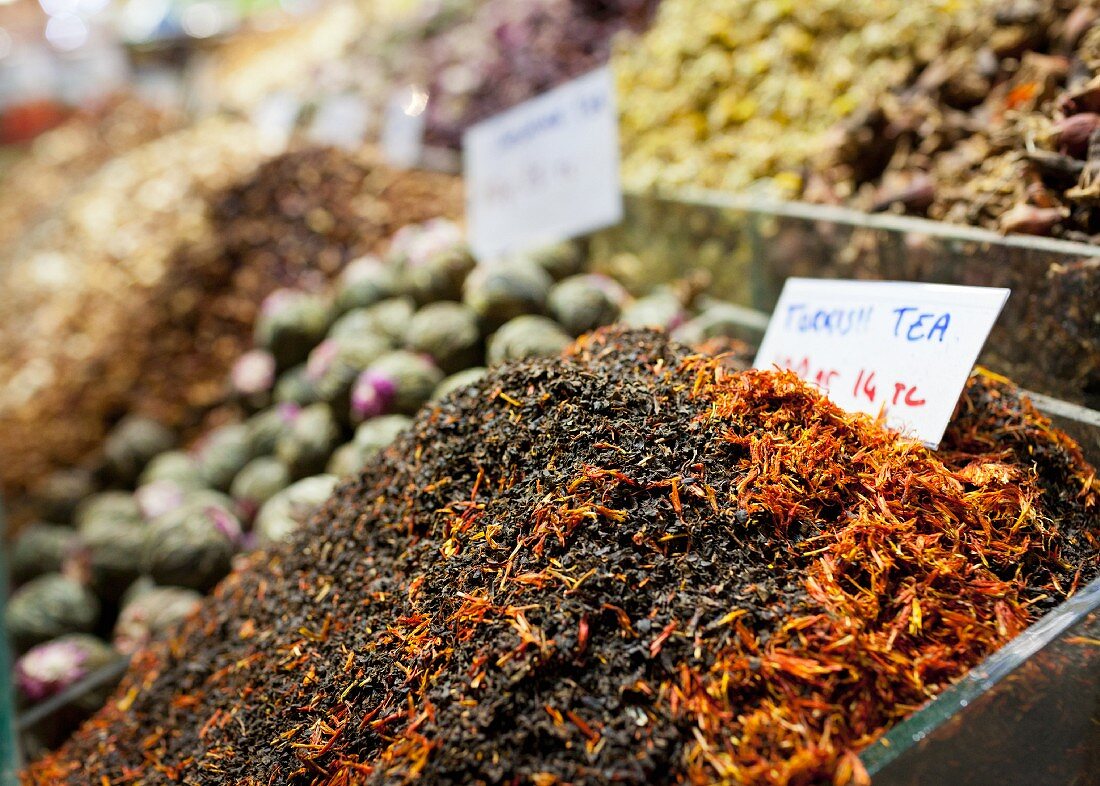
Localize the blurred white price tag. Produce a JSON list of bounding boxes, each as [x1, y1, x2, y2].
[[309, 93, 370, 150], [250, 92, 301, 148], [464, 67, 622, 261], [382, 85, 428, 169], [754, 279, 1010, 447]]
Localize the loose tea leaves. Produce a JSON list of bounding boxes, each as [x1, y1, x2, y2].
[[24, 329, 1098, 785]]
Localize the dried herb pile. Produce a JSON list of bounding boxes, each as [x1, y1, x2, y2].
[[363, 0, 659, 149], [0, 145, 461, 521], [811, 1, 1100, 240], [26, 329, 1098, 785]]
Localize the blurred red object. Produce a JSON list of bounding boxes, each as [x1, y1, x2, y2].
[[0, 99, 69, 144]]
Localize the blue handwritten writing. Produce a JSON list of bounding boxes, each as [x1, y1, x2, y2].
[[784, 304, 873, 336], [892, 307, 951, 342], [497, 110, 565, 150]]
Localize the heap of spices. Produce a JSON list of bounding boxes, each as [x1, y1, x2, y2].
[[810, 1, 1100, 241], [361, 0, 660, 149], [614, 0, 993, 193], [0, 144, 461, 527], [25, 329, 1098, 785]]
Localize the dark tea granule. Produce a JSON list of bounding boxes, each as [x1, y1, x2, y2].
[[25, 329, 1098, 785]]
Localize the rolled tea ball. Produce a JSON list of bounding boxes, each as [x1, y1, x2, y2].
[[528, 241, 584, 281], [14, 634, 117, 704], [142, 501, 241, 592], [74, 491, 141, 533], [31, 468, 96, 525], [335, 255, 401, 313], [487, 316, 572, 366], [274, 365, 319, 407], [113, 587, 202, 656], [548, 274, 628, 336], [351, 351, 443, 421], [77, 503, 148, 601], [231, 456, 291, 522], [431, 367, 488, 402], [4, 574, 100, 651], [244, 403, 301, 457], [10, 524, 77, 584], [620, 290, 687, 330], [327, 442, 371, 477], [671, 301, 766, 347], [463, 262, 552, 332], [388, 218, 465, 268], [351, 414, 411, 466], [134, 480, 188, 521], [405, 302, 482, 374], [254, 289, 335, 371], [193, 424, 254, 492], [138, 451, 204, 489], [229, 349, 277, 409], [102, 416, 175, 486], [275, 403, 341, 479], [255, 475, 338, 545], [347, 297, 416, 347], [306, 334, 390, 416]]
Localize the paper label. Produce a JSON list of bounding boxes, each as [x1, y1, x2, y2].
[[308, 93, 370, 150], [754, 279, 1010, 447], [463, 67, 623, 261], [381, 85, 428, 168]]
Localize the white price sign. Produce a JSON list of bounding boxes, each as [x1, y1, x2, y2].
[[463, 67, 623, 261], [381, 85, 428, 169], [754, 279, 1010, 447]]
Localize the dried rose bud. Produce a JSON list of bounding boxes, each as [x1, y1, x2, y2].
[[231, 350, 276, 397], [351, 369, 398, 421], [15, 635, 116, 702], [999, 203, 1067, 236], [1053, 113, 1100, 158]]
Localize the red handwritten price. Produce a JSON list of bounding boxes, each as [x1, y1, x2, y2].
[[775, 356, 927, 415]]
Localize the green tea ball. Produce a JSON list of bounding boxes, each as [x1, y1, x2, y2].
[[142, 502, 240, 592], [138, 451, 204, 489], [78, 508, 148, 601], [102, 416, 175, 486], [10, 524, 77, 584], [275, 403, 340, 479], [326, 443, 370, 478], [528, 241, 584, 281], [113, 587, 202, 656], [487, 316, 572, 366], [14, 634, 117, 704], [620, 291, 688, 330], [305, 334, 390, 415], [350, 297, 416, 346], [4, 574, 100, 651], [336, 255, 401, 313], [231, 456, 291, 521], [351, 351, 443, 421], [353, 414, 411, 458], [255, 475, 338, 545], [405, 247, 476, 305], [74, 492, 141, 533], [671, 301, 767, 346], [243, 404, 301, 458], [548, 274, 628, 336], [193, 424, 254, 492], [405, 302, 482, 374], [274, 365, 319, 407], [254, 289, 334, 371], [134, 480, 188, 521], [31, 469, 96, 525], [463, 262, 552, 331], [431, 367, 488, 402]]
